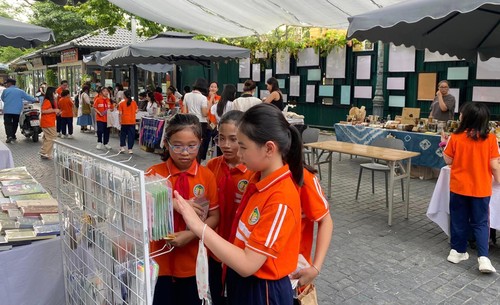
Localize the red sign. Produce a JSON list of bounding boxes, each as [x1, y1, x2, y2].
[[61, 48, 79, 63]]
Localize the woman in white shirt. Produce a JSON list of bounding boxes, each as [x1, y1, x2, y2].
[[232, 80, 262, 112], [146, 91, 158, 116], [210, 84, 236, 123]]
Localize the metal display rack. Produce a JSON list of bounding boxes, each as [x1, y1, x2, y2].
[[54, 142, 154, 305]]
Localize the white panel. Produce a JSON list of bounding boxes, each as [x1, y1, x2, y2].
[[276, 50, 290, 74], [476, 56, 500, 80], [306, 84, 315, 103], [386, 77, 405, 90], [449, 88, 460, 113], [289, 75, 300, 97], [239, 58, 250, 79], [265, 69, 273, 81], [424, 49, 461, 62], [252, 63, 261, 82], [326, 47, 346, 79], [388, 43, 415, 72], [356, 55, 371, 80], [297, 48, 319, 67], [472, 87, 500, 103], [237, 83, 244, 92], [354, 86, 372, 99], [388, 95, 405, 107]]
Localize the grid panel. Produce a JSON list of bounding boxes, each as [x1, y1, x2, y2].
[[54, 142, 152, 305]]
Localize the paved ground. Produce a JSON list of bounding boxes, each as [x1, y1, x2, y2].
[[2, 115, 500, 304]]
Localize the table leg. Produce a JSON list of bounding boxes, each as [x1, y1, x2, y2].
[[405, 158, 412, 219], [327, 150, 332, 198], [388, 161, 395, 226]]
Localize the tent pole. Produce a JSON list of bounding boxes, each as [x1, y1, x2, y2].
[[130, 64, 138, 99]]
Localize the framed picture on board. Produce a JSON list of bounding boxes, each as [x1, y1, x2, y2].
[[417, 72, 437, 101]]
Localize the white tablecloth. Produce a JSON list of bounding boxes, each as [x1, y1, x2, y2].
[[0, 238, 65, 305], [426, 166, 500, 236], [0, 140, 14, 169]]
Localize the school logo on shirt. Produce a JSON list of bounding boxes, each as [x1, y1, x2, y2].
[[193, 184, 205, 198], [248, 207, 260, 225], [237, 180, 249, 193]]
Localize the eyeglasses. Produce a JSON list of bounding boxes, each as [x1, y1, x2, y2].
[[166, 141, 200, 154], [213, 135, 238, 147], [439, 86, 449, 89]]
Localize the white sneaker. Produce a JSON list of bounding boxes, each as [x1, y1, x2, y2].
[[478, 256, 496, 273], [119, 147, 126, 153], [447, 249, 469, 264], [104, 144, 112, 150], [96, 143, 103, 150], [57, 132, 62, 137], [61, 134, 67, 139], [67, 134, 73, 139], [128, 149, 133, 154]]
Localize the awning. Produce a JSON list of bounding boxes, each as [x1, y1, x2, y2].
[[108, 0, 407, 37], [99, 32, 250, 66], [0, 16, 54, 48]]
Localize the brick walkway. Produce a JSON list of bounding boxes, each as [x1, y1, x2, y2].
[[2, 116, 499, 304]]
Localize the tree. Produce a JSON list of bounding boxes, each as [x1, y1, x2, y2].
[[29, 1, 98, 43], [0, 46, 34, 63]]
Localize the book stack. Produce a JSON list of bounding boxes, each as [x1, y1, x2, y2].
[[0, 167, 60, 248]]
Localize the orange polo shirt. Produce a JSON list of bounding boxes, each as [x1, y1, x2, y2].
[[94, 96, 112, 123], [233, 164, 301, 280], [58, 96, 73, 118], [207, 94, 221, 125], [147, 158, 219, 277], [444, 132, 500, 197], [207, 156, 253, 241], [299, 169, 330, 263], [118, 100, 138, 125], [40, 99, 56, 128], [56, 86, 63, 107], [166, 94, 176, 110]]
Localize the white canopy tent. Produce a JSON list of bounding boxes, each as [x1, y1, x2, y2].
[[109, 0, 406, 37]]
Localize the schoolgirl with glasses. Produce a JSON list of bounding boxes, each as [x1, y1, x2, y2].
[[146, 113, 220, 305]]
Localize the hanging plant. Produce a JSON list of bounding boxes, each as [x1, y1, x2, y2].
[[45, 69, 58, 87]]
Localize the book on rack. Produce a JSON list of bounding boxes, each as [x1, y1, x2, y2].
[[1, 179, 37, 186], [1, 202, 17, 211], [0, 167, 32, 180], [2, 183, 46, 197], [4, 229, 56, 242], [0, 220, 16, 232], [16, 216, 43, 229], [7, 209, 21, 219], [33, 224, 60, 236], [9, 193, 52, 201], [20, 206, 59, 217], [40, 213, 60, 225], [15, 198, 58, 208]]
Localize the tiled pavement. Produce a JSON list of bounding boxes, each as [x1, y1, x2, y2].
[[2, 114, 500, 304]]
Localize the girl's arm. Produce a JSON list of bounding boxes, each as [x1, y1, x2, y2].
[[174, 191, 267, 277], [169, 207, 219, 248], [491, 157, 500, 183], [263, 91, 279, 103]]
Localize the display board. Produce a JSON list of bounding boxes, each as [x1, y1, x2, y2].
[[252, 63, 261, 82], [307, 69, 321, 81], [54, 142, 161, 305], [306, 85, 315, 103], [318, 85, 334, 96], [472, 86, 500, 103], [388, 43, 416, 72], [356, 55, 371, 80], [340, 85, 351, 105], [265, 69, 272, 82], [276, 50, 290, 74], [297, 48, 319, 67], [388, 96, 405, 107], [289, 76, 300, 97], [354, 86, 372, 99], [326, 47, 346, 79], [239, 58, 250, 78], [386, 77, 405, 90], [447, 67, 469, 80], [417, 72, 437, 101]]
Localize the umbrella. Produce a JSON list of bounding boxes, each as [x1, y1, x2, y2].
[[347, 0, 500, 61], [0, 16, 55, 48], [99, 32, 250, 66]]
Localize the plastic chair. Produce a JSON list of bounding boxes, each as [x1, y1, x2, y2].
[[302, 127, 321, 177], [355, 137, 405, 207]]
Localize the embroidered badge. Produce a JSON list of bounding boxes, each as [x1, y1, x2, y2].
[[248, 207, 260, 225], [237, 180, 249, 193], [193, 184, 205, 198]]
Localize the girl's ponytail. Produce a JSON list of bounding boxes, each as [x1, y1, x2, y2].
[[287, 125, 304, 186]]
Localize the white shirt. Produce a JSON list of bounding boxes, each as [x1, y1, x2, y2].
[[184, 91, 208, 123], [232, 95, 262, 112], [146, 101, 158, 116], [210, 101, 234, 123]]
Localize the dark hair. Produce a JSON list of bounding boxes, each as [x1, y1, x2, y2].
[[115, 83, 124, 91], [45, 87, 56, 108], [124, 90, 132, 106], [219, 110, 243, 127], [107, 86, 114, 96], [238, 103, 304, 185], [60, 80, 68, 85], [147, 91, 155, 102], [161, 114, 202, 161], [216, 84, 236, 117], [167, 86, 176, 93], [81, 85, 89, 93], [454, 102, 490, 140], [266, 77, 279, 93], [61, 89, 70, 97], [183, 86, 191, 93], [139, 91, 147, 98], [155, 86, 162, 93], [192, 78, 208, 96], [243, 79, 256, 92]]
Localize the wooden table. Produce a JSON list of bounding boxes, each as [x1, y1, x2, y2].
[[304, 141, 420, 226]]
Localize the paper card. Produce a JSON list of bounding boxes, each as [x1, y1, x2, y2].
[[447, 67, 469, 80], [472, 86, 500, 103], [297, 48, 319, 67], [265, 69, 273, 81], [278, 79, 286, 89], [276, 50, 290, 74], [356, 55, 371, 80], [307, 69, 321, 81], [306, 85, 315, 103], [387, 77, 405, 90], [239, 58, 250, 78], [326, 47, 346, 79], [318, 85, 334, 96], [340, 86, 351, 105], [289, 76, 300, 96], [388, 96, 405, 107], [252, 63, 261, 82], [354, 86, 372, 99]]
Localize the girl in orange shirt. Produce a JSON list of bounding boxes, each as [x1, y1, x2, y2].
[[443, 102, 500, 273], [176, 103, 304, 305], [39, 87, 60, 159], [94, 87, 113, 150], [58, 89, 74, 138], [146, 113, 220, 305], [206, 110, 253, 305], [118, 90, 138, 154], [166, 86, 177, 111]]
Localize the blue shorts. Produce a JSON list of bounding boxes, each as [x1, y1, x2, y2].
[[226, 268, 293, 305]]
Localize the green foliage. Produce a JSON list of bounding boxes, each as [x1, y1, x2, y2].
[[45, 69, 57, 87], [15, 74, 25, 89], [197, 26, 352, 61], [67, 0, 165, 38], [0, 47, 33, 64], [29, 1, 98, 43]]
